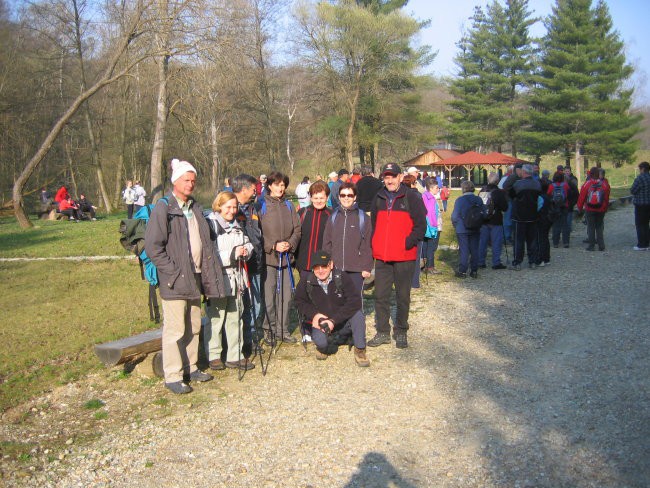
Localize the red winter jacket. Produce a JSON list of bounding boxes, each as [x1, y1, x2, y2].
[[371, 185, 426, 262], [577, 178, 610, 213]]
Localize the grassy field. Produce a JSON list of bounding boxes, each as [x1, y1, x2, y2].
[[0, 214, 157, 411]]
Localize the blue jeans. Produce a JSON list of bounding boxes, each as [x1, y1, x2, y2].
[[502, 201, 513, 242], [422, 234, 440, 268], [456, 232, 479, 273], [478, 224, 504, 266]]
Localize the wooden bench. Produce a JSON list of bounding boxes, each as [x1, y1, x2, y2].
[[95, 329, 163, 376]]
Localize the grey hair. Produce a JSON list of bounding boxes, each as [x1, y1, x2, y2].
[[487, 172, 499, 185], [522, 164, 534, 175], [460, 180, 475, 193]]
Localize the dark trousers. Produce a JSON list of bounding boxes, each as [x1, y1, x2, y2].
[[312, 310, 366, 353], [634, 204, 650, 248], [374, 259, 415, 334], [552, 208, 570, 246], [478, 224, 504, 266], [456, 232, 479, 273], [512, 220, 538, 265], [60, 208, 81, 220], [262, 265, 293, 338], [422, 234, 440, 268], [79, 203, 96, 219], [585, 211, 605, 250], [411, 241, 423, 288], [537, 218, 552, 264], [126, 204, 135, 219]]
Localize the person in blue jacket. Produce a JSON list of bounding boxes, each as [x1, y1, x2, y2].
[[451, 180, 484, 278]]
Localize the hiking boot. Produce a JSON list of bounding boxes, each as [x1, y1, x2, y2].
[[454, 271, 467, 278], [209, 359, 226, 371], [538, 261, 545, 268], [425, 267, 441, 275], [187, 370, 213, 383], [263, 332, 276, 347], [469, 271, 478, 278], [281, 334, 297, 344], [354, 347, 370, 367], [315, 350, 328, 360], [509, 264, 521, 271], [633, 246, 649, 251], [367, 332, 391, 347], [225, 359, 255, 370], [492, 264, 507, 270], [165, 381, 192, 395], [394, 332, 408, 349]]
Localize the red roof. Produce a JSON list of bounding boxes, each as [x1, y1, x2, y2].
[[436, 151, 496, 166], [485, 152, 530, 164]]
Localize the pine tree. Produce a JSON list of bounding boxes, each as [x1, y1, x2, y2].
[[526, 0, 641, 180], [447, 0, 535, 155]]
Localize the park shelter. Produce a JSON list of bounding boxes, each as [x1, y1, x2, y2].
[[431, 151, 530, 187], [402, 149, 461, 185]]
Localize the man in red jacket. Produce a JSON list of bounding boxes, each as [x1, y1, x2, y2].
[[367, 163, 426, 349], [577, 167, 610, 251]]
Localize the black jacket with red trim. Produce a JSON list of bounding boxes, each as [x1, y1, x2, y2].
[[296, 206, 332, 271], [371, 184, 427, 262]]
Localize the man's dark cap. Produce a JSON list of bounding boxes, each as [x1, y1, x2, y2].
[[514, 163, 523, 169], [380, 163, 401, 176], [338, 168, 350, 177], [310, 250, 331, 269]]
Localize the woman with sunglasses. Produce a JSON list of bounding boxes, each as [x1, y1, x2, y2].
[[322, 182, 373, 295]]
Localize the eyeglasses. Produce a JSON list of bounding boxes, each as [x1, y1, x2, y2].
[[339, 193, 355, 198]]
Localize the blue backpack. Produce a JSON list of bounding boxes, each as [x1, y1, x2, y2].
[[330, 207, 367, 236], [119, 197, 169, 287]]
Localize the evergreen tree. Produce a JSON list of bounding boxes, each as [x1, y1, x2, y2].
[[526, 0, 641, 179], [447, 0, 535, 155]]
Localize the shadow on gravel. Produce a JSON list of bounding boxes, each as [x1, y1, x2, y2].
[[413, 208, 650, 487], [344, 452, 416, 488]]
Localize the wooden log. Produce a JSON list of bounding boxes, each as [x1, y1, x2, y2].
[[94, 329, 162, 367]]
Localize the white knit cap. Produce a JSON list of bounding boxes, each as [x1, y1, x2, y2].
[[170, 158, 197, 183]]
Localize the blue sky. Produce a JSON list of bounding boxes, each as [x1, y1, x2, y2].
[[406, 0, 650, 106]]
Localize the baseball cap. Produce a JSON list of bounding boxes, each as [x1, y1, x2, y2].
[[380, 163, 401, 177], [407, 166, 418, 174], [310, 250, 332, 269]]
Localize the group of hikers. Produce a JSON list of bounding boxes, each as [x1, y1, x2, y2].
[[40, 186, 98, 221], [135, 157, 649, 395]]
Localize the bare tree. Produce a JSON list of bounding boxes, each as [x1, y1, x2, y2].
[[12, 0, 153, 228]]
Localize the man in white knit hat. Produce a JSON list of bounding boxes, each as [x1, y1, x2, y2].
[[145, 159, 226, 394]]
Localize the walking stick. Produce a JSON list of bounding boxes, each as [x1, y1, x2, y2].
[[502, 224, 510, 265]]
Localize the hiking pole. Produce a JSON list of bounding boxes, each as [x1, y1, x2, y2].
[[284, 252, 306, 352], [502, 224, 510, 265], [236, 256, 249, 382]]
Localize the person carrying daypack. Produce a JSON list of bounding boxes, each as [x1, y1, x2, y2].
[[478, 173, 509, 270], [451, 180, 485, 278], [144, 158, 225, 395], [547, 173, 571, 248], [322, 181, 373, 296], [577, 167, 610, 251], [508, 164, 542, 270]]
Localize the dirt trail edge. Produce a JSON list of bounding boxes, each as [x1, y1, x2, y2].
[[1, 205, 648, 487]]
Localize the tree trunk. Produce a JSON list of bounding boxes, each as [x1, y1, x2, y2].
[[574, 140, 582, 184], [64, 138, 79, 197], [150, 52, 169, 202], [210, 116, 220, 194], [150, 0, 171, 203], [286, 105, 296, 176]]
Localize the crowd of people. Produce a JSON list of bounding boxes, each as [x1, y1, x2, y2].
[[40, 186, 98, 221], [137, 157, 647, 395]]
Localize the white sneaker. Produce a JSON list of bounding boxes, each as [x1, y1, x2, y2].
[[633, 246, 649, 251], [302, 334, 312, 343], [538, 261, 545, 267]]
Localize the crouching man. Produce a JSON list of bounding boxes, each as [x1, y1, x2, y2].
[[294, 250, 370, 367]]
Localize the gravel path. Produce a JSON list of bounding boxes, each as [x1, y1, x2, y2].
[[1, 205, 648, 487]]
